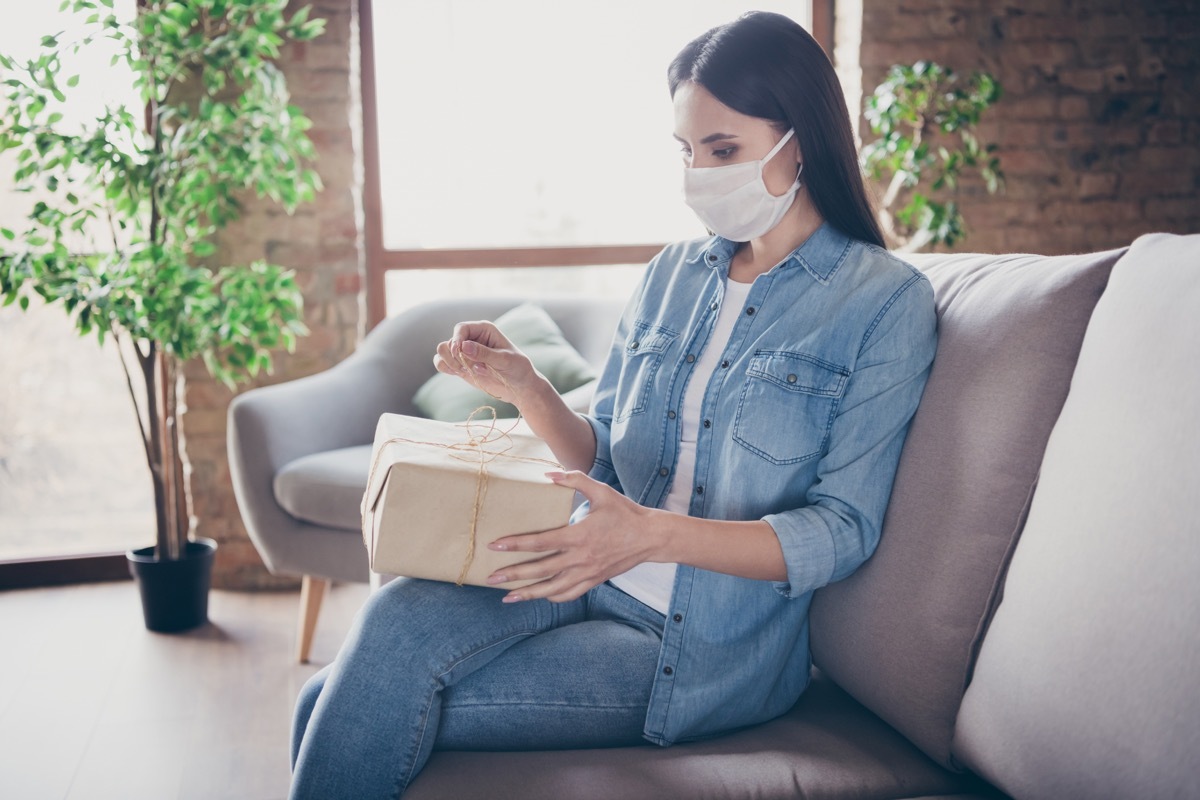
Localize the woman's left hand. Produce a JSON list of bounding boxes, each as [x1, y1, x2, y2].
[[485, 471, 661, 603]]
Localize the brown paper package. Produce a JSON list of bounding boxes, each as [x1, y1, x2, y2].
[[362, 413, 577, 589]]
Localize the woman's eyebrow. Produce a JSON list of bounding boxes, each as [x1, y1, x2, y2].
[[672, 132, 740, 144]]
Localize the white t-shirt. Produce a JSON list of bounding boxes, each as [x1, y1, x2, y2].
[[609, 277, 754, 614]]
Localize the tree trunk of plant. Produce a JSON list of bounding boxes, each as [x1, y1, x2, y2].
[[142, 342, 166, 559], [173, 404, 189, 552], [157, 350, 184, 561], [140, 343, 188, 561]]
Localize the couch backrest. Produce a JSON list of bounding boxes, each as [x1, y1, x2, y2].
[[950, 233, 1200, 799], [809, 247, 1124, 769], [363, 296, 625, 369], [357, 296, 626, 415]]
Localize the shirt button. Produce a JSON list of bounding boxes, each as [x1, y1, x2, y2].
[[703, 419, 711, 429], [667, 410, 677, 420], [685, 354, 696, 363], [787, 374, 798, 384], [659, 467, 669, 477], [707, 253, 717, 262], [746, 307, 756, 316], [629, 341, 639, 351], [695, 486, 704, 495], [672, 613, 683, 623], [721, 360, 730, 369], [710, 302, 718, 311], [663, 666, 674, 676]]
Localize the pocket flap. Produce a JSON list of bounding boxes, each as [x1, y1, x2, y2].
[[746, 351, 849, 396], [626, 323, 677, 355]]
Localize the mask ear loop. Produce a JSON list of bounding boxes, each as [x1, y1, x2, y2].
[[765, 129, 802, 193], [763, 128, 796, 164]]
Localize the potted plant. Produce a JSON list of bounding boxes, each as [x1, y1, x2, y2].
[[862, 61, 1004, 252], [0, 0, 324, 631]]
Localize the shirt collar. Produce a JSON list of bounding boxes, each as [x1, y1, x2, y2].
[[686, 222, 853, 285]]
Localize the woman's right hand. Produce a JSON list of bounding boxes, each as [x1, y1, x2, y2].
[[433, 321, 539, 408]]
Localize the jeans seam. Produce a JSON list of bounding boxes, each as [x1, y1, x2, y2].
[[443, 699, 648, 710], [400, 627, 543, 793]]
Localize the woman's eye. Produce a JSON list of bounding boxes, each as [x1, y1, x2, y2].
[[713, 147, 736, 159]]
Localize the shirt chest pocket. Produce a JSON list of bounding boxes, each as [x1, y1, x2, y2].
[[614, 322, 678, 422], [733, 352, 850, 465]]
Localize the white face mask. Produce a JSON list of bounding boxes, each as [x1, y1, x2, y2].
[[683, 128, 802, 242]]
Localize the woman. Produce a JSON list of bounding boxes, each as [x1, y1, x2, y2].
[[290, 11, 937, 798]]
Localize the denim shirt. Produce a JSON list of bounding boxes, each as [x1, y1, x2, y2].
[[579, 222, 937, 746]]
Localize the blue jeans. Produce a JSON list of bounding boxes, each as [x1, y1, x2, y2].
[[289, 578, 665, 799]]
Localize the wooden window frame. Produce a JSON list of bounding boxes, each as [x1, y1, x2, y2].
[[358, 0, 833, 329], [0, 2, 831, 586], [0, 553, 132, 591]]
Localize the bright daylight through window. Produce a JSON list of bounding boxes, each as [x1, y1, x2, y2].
[[0, 0, 150, 562], [370, 1, 812, 316]]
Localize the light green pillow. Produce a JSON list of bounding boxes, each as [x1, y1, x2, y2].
[[412, 303, 598, 421]]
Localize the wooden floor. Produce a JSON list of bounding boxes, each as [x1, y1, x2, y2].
[[0, 579, 370, 800]]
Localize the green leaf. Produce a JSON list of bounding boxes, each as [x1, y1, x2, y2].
[[298, 19, 325, 40], [19, 295, 29, 311], [66, 74, 80, 87], [0, 228, 13, 241]]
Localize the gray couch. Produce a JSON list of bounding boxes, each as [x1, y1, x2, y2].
[[229, 233, 1199, 799]]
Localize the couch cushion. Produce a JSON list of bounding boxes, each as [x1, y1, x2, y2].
[[413, 302, 598, 421], [274, 445, 373, 531], [406, 672, 997, 800], [809, 247, 1124, 769], [951, 233, 1200, 799]]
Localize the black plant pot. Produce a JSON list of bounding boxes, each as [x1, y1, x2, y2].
[[127, 538, 218, 633]]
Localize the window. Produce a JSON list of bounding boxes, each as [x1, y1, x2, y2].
[[362, 0, 827, 324], [0, 0, 151, 578]]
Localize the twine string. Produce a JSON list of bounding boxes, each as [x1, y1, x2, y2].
[[364, 348, 561, 585]]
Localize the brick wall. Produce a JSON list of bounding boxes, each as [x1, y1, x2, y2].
[[182, 0, 364, 589], [852, 0, 1200, 254]]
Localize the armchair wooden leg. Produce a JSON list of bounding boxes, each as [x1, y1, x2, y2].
[[297, 575, 328, 664]]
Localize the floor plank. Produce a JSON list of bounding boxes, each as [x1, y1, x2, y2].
[[0, 580, 369, 800]]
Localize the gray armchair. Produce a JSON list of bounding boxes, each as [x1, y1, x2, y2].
[[227, 296, 625, 662]]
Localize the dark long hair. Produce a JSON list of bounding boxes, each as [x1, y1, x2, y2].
[[669, 12, 885, 248]]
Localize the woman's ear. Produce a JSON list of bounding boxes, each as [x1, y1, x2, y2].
[[790, 138, 804, 170]]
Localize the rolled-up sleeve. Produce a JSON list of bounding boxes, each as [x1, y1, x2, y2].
[[763, 273, 937, 598]]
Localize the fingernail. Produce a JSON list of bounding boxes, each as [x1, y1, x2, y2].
[[463, 340, 477, 356], [502, 594, 522, 603], [489, 542, 508, 551], [545, 471, 565, 481], [473, 363, 487, 374], [487, 574, 506, 585]]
